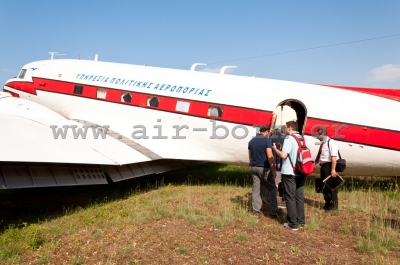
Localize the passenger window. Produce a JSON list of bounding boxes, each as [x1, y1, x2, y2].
[[18, 69, 27, 79], [175, 101, 190, 112], [74, 85, 84, 94], [121, 93, 132, 103], [96, 88, 107, 99], [208, 106, 223, 118], [147, 96, 159, 107]]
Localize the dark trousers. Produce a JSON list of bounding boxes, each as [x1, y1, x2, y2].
[[282, 174, 306, 229], [320, 163, 338, 210]]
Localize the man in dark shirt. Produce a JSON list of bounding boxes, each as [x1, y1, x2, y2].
[[248, 125, 280, 216]]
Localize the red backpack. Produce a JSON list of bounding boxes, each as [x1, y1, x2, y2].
[[288, 134, 315, 175]]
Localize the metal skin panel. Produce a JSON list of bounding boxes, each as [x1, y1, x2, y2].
[[104, 160, 199, 182], [51, 167, 77, 185], [139, 162, 155, 175], [104, 166, 122, 181], [116, 165, 135, 180], [2, 166, 34, 188], [0, 164, 108, 189], [29, 166, 57, 186], [71, 167, 107, 185], [128, 164, 145, 177], [150, 160, 164, 173], [0, 168, 6, 188]]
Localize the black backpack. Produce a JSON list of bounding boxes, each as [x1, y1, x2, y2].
[[328, 139, 346, 172]]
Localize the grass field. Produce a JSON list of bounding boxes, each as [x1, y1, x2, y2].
[[0, 163, 399, 264]]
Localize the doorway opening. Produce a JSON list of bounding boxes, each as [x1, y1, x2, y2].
[[273, 99, 307, 135]]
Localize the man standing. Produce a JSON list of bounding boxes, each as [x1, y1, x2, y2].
[[271, 125, 286, 191], [315, 128, 339, 211], [248, 125, 280, 216], [270, 101, 297, 135], [272, 121, 305, 231]]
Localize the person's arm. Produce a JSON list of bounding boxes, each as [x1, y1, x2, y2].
[[329, 139, 338, 177], [270, 113, 277, 133], [266, 148, 276, 178], [272, 144, 288, 159], [248, 150, 252, 166], [331, 156, 337, 177]]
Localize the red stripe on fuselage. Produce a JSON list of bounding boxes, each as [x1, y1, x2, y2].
[[305, 118, 399, 151], [321, 84, 400, 102], [6, 78, 400, 151], [3, 89, 20, 98], [5, 81, 37, 95]]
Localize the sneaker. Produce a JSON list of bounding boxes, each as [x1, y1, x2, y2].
[[253, 211, 261, 216], [283, 223, 299, 231]]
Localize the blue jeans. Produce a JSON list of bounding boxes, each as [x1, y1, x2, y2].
[[282, 174, 306, 228]]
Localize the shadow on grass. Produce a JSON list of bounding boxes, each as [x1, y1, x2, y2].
[[340, 175, 400, 192], [230, 193, 252, 211], [304, 174, 400, 192], [1, 163, 399, 232], [161, 162, 252, 186], [371, 215, 400, 231], [229, 193, 283, 222], [304, 197, 324, 209], [0, 163, 251, 232]]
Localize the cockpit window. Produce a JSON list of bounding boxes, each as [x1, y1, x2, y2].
[[18, 69, 27, 79]]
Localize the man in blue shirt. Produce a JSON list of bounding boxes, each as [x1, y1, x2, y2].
[[272, 121, 305, 230], [248, 125, 280, 216]]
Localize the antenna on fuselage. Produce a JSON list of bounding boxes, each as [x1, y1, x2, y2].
[[190, 63, 207, 71], [220, 66, 237, 74], [49, 52, 67, 60]]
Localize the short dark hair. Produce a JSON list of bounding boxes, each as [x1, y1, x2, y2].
[[316, 128, 326, 136], [259, 125, 269, 132], [286, 121, 298, 131]]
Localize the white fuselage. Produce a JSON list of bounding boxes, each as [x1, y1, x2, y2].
[[3, 59, 400, 176]]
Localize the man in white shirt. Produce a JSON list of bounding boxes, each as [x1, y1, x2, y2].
[[315, 128, 339, 211], [270, 101, 297, 135]]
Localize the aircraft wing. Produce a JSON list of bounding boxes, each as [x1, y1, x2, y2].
[[0, 93, 151, 165], [0, 93, 197, 188]]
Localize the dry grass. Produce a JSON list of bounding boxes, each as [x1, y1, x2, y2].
[[0, 163, 400, 264]]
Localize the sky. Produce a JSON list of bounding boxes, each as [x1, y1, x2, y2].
[[1, 1, 400, 89]]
